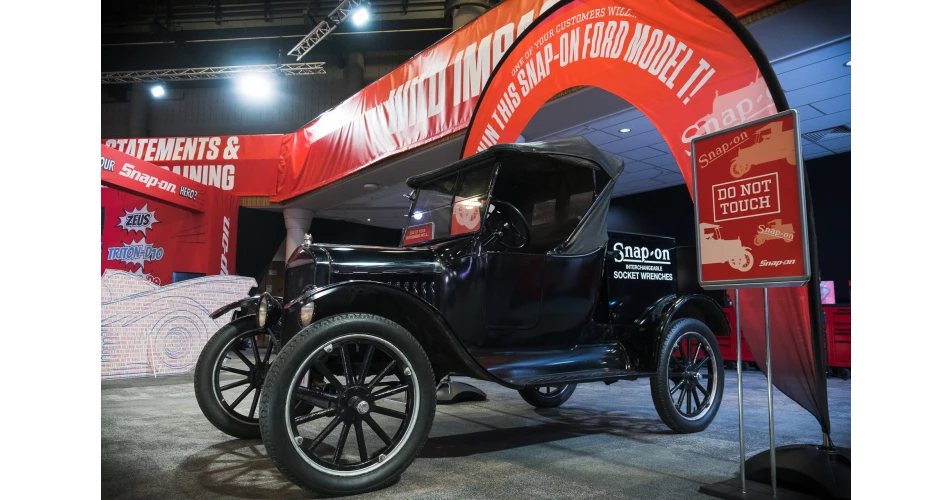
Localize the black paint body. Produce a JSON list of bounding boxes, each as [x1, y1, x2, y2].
[[262, 139, 729, 388], [275, 231, 727, 387]]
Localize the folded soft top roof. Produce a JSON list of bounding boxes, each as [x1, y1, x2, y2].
[[405, 136, 624, 188]]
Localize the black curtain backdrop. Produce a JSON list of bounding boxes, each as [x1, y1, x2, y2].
[[235, 208, 286, 286], [235, 207, 401, 286], [609, 152, 851, 303]]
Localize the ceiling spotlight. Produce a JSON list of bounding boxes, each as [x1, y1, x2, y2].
[[412, 212, 423, 220], [352, 6, 370, 26], [619, 128, 631, 133], [150, 84, 166, 98], [844, 61, 851, 67], [363, 183, 379, 190], [366, 218, 371, 222], [237, 73, 273, 100]]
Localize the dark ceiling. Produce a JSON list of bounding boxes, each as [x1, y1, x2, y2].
[[101, 0, 488, 71]]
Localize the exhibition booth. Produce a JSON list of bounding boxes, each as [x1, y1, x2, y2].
[[100, 143, 240, 285], [101, 0, 850, 497]]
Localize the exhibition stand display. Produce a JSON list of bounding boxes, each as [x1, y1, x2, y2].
[[100, 143, 240, 285], [101, 0, 850, 497]]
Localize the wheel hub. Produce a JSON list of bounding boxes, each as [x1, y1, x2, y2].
[[250, 363, 269, 387], [337, 385, 373, 421], [351, 398, 370, 415]]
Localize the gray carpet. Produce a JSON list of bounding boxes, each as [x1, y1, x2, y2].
[[102, 371, 851, 499]]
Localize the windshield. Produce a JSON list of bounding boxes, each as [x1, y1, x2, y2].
[[402, 164, 494, 246]]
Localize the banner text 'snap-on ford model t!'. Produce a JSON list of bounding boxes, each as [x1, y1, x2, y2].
[[194, 137, 729, 495]]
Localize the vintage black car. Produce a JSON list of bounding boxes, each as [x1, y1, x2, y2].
[[194, 136, 728, 496]]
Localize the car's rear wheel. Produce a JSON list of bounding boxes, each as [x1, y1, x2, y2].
[[259, 313, 435, 496], [518, 384, 576, 408], [194, 316, 275, 439], [650, 319, 724, 433]]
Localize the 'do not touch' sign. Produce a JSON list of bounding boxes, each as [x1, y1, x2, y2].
[[691, 110, 810, 289]]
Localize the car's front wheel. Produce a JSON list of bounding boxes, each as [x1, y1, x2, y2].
[[518, 384, 577, 408], [650, 319, 724, 433], [259, 313, 435, 496]]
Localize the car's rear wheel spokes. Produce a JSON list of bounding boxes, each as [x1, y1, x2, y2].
[[666, 332, 717, 420], [288, 337, 417, 473], [214, 330, 272, 422]]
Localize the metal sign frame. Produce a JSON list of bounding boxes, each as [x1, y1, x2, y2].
[[691, 109, 811, 290]]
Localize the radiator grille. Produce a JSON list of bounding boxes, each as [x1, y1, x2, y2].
[[284, 263, 315, 306]]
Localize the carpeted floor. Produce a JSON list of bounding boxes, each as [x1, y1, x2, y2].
[[102, 371, 851, 499]]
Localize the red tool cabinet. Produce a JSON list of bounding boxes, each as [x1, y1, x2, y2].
[[719, 308, 756, 363], [823, 305, 851, 368], [718, 305, 851, 369]]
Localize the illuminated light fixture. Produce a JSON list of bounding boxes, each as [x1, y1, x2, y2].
[[844, 61, 851, 67], [237, 73, 273, 100], [619, 128, 631, 133], [412, 212, 423, 220], [366, 218, 371, 222], [352, 6, 370, 26], [150, 84, 166, 98]]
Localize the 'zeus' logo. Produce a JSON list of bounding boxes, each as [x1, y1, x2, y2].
[[117, 205, 159, 235]]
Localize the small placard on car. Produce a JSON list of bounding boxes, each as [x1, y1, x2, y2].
[[403, 222, 435, 246]]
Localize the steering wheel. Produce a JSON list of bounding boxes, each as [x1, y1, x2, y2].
[[486, 200, 530, 250]]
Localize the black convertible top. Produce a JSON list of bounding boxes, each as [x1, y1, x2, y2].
[[406, 136, 625, 255], [406, 136, 624, 187]]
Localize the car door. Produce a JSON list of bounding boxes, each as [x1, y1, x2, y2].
[[482, 157, 601, 346]]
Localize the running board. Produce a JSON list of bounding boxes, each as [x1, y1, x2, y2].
[[508, 369, 642, 387]]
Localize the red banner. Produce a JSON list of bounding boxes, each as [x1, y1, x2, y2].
[[692, 111, 809, 287], [102, 144, 205, 212], [275, 0, 561, 201], [272, 0, 779, 202], [462, 0, 776, 191], [102, 135, 282, 196]]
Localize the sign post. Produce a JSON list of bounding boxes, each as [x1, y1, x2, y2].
[[692, 109, 808, 497]]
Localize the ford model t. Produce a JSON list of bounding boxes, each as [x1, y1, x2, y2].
[[194, 137, 728, 495]]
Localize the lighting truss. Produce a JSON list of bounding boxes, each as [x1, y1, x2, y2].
[[288, 0, 368, 61], [101, 63, 327, 84]]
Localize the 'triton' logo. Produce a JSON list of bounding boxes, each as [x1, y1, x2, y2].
[[107, 238, 165, 270]]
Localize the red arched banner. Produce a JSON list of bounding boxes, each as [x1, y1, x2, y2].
[[461, 0, 779, 193], [461, 0, 830, 436]]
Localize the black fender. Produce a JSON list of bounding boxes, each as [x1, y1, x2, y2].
[[210, 294, 282, 322], [626, 294, 730, 372], [210, 296, 261, 320], [284, 280, 519, 388]]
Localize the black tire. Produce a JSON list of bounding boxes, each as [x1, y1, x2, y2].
[[650, 319, 725, 433], [194, 316, 273, 439], [518, 384, 577, 408], [260, 313, 436, 496]]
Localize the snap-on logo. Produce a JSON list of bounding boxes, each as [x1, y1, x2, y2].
[[119, 164, 176, 193], [612, 242, 671, 264]]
